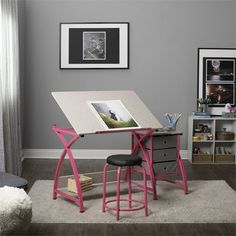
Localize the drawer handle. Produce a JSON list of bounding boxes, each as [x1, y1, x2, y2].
[[163, 153, 167, 157], [163, 140, 167, 144]]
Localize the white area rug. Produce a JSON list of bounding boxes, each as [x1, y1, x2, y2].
[[29, 180, 236, 223]]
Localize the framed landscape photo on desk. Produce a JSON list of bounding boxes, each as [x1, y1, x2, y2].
[[198, 48, 236, 115], [87, 100, 140, 130], [60, 22, 129, 69]]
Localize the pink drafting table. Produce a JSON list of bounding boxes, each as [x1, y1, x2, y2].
[[51, 90, 187, 212]]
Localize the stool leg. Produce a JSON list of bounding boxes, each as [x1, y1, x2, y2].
[[128, 167, 132, 208], [116, 167, 121, 221], [142, 167, 148, 216], [102, 163, 109, 212]]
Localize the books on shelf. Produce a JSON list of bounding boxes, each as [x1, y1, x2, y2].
[[192, 111, 211, 118]]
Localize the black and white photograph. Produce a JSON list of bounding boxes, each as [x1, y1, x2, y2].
[[206, 84, 234, 105], [206, 58, 235, 81], [83, 32, 106, 60], [60, 22, 129, 69], [88, 100, 140, 130]]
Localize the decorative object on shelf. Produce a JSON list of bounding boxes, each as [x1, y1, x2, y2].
[[198, 48, 236, 115], [225, 103, 234, 113], [216, 128, 234, 140], [193, 147, 199, 154], [222, 103, 236, 117], [192, 123, 213, 141], [197, 97, 211, 113], [60, 22, 129, 69], [192, 136, 200, 141], [193, 147, 209, 154], [208, 133, 213, 140], [164, 113, 181, 131]]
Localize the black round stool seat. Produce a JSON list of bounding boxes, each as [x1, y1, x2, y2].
[[0, 172, 28, 190], [107, 154, 142, 167]]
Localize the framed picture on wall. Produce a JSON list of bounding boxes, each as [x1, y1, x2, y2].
[[198, 48, 236, 115], [60, 22, 129, 69]]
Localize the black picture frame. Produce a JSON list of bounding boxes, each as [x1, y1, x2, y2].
[[60, 22, 129, 69], [198, 48, 236, 115]]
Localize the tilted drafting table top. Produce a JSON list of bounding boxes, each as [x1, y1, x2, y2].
[[52, 90, 162, 135]]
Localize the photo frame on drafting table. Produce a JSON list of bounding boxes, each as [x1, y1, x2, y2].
[[52, 91, 162, 135]]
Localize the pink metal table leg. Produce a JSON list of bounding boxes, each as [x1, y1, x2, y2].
[[156, 134, 188, 194], [52, 125, 85, 213], [131, 129, 157, 200], [178, 158, 188, 194], [67, 147, 85, 211], [177, 134, 188, 194], [53, 148, 67, 199]]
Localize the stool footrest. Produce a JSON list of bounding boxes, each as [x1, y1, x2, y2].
[[103, 161, 148, 220], [105, 199, 145, 212]]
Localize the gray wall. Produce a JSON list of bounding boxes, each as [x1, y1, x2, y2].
[[23, 0, 236, 150]]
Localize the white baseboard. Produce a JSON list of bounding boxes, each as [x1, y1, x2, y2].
[[23, 149, 188, 160], [180, 150, 188, 160]]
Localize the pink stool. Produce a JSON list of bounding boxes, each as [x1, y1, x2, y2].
[[102, 154, 148, 221]]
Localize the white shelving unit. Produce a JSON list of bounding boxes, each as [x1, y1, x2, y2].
[[188, 116, 236, 164]]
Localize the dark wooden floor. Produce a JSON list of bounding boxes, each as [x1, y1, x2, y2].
[[12, 159, 236, 236]]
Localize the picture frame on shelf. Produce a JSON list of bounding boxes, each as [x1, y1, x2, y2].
[[198, 48, 236, 115], [60, 22, 129, 69]]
